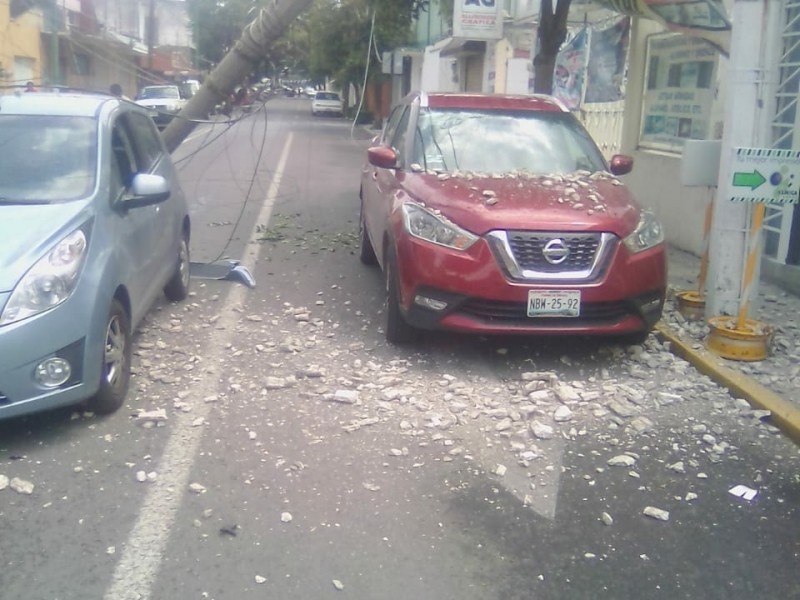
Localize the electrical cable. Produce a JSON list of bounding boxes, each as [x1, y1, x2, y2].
[[205, 101, 272, 264], [352, 8, 376, 140], [170, 98, 276, 265]]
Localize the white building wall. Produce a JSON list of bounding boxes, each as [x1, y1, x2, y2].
[[410, 55, 422, 92], [420, 47, 442, 91], [158, 0, 192, 47], [619, 18, 728, 257]]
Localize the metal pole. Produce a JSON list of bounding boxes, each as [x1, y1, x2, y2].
[[162, 0, 315, 152], [148, 0, 155, 71]]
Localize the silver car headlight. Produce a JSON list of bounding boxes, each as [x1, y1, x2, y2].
[[402, 203, 478, 251], [623, 210, 664, 254], [0, 229, 88, 326]]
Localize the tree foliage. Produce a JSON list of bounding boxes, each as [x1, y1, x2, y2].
[[187, 0, 426, 87], [187, 0, 263, 67], [306, 0, 426, 92]]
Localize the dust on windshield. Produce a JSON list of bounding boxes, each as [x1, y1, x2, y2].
[[412, 109, 607, 176], [0, 115, 97, 202]]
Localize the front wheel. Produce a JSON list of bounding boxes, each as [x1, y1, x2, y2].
[[359, 200, 377, 265], [615, 329, 651, 346], [87, 299, 131, 414], [385, 252, 417, 344], [164, 232, 190, 301]]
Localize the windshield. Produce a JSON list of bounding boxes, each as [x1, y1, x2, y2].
[[412, 108, 607, 175], [316, 92, 340, 101], [0, 115, 97, 203], [138, 86, 181, 100]]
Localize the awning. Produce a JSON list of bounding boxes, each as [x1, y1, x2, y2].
[[438, 38, 487, 58]]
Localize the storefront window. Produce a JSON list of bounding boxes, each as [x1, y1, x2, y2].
[[639, 33, 721, 152]]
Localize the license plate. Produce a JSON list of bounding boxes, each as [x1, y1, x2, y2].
[[527, 290, 581, 317]]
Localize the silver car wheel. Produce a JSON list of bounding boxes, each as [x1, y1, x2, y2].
[[104, 314, 127, 390]]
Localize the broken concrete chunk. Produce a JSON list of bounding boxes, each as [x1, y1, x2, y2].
[[10, 477, 34, 495], [530, 421, 555, 440], [136, 408, 168, 423], [643, 506, 670, 521], [607, 454, 636, 467]]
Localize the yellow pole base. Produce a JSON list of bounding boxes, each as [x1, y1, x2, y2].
[[675, 290, 706, 320], [706, 315, 774, 361]]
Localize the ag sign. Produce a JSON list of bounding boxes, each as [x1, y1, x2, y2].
[[729, 147, 800, 205]]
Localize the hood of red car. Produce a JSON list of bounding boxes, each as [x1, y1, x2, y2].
[[400, 171, 642, 238]]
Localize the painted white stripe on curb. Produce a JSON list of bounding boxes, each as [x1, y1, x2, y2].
[[103, 133, 294, 600]]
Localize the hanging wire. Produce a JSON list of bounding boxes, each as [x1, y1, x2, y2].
[[352, 8, 377, 139]]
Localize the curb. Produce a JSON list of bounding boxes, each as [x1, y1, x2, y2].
[[655, 322, 800, 445]]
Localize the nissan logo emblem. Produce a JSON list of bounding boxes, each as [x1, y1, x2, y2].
[[543, 239, 570, 265]]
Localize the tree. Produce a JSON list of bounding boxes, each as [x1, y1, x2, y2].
[[187, 0, 263, 68], [533, 0, 572, 94], [305, 0, 428, 104]]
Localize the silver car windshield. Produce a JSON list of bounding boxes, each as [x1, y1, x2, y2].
[[0, 115, 97, 203], [138, 86, 181, 100], [412, 108, 607, 175]]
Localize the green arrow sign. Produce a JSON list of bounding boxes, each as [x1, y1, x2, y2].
[[732, 169, 766, 190]]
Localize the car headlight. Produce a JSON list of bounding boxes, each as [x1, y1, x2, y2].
[[401, 203, 478, 251], [0, 229, 88, 327], [623, 210, 664, 253]]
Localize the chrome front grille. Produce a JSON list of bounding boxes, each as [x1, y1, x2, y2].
[[487, 231, 617, 281], [508, 233, 601, 272]]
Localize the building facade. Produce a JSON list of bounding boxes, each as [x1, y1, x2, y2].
[[1, 0, 44, 89], [1, 0, 196, 99]]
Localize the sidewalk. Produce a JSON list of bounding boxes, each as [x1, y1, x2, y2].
[[659, 246, 800, 443]]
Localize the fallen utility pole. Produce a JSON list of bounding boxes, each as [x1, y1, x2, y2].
[[163, 0, 314, 153]]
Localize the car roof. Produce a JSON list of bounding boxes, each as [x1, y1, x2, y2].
[[0, 91, 116, 117], [418, 92, 569, 113]]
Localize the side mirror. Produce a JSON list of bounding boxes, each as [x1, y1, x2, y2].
[[609, 154, 634, 176], [122, 173, 171, 208], [367, 146, 398, 170]]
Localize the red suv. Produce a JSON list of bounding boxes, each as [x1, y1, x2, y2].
[[359, 92, 666, 344]]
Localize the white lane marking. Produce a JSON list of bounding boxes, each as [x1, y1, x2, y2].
[[103, 133, 294, 600]]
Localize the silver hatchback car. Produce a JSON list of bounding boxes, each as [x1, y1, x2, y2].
[[0, 91, 191, 419]]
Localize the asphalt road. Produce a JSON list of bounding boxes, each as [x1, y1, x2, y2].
[[1, 97, 798, 600]]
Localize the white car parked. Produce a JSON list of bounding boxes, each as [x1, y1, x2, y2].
[[311, 91, 344, 117]]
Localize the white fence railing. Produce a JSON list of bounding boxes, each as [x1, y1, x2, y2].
[[578, 100, 626, 160]]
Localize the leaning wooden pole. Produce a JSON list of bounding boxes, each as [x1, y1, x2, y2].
[[163, 0, 315, 153]]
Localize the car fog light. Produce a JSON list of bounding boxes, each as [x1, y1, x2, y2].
[[414, 295, 448, 311], [35, 358, 72, 388]]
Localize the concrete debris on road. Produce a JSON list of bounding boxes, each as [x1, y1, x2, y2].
[[643, 506, 670, 521], [9, 477, 34, 495], [729, 485, 758, 501], [607, 454, 637, 467]]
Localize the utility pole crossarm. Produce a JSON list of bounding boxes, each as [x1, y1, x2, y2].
[[163, 0, 315, 153]]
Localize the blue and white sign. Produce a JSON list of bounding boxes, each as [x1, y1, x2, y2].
[[453, 0, 504, 40]]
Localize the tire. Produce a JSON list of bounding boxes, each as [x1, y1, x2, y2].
[[87, 299, 131, 414], [164, 232, 190, 302], [616, 329, 651, 346], [359, 201, 378, 265], [385, 251, 417, 344]]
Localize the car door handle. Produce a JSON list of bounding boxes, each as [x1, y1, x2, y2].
[[371, 171, 378, 180]]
